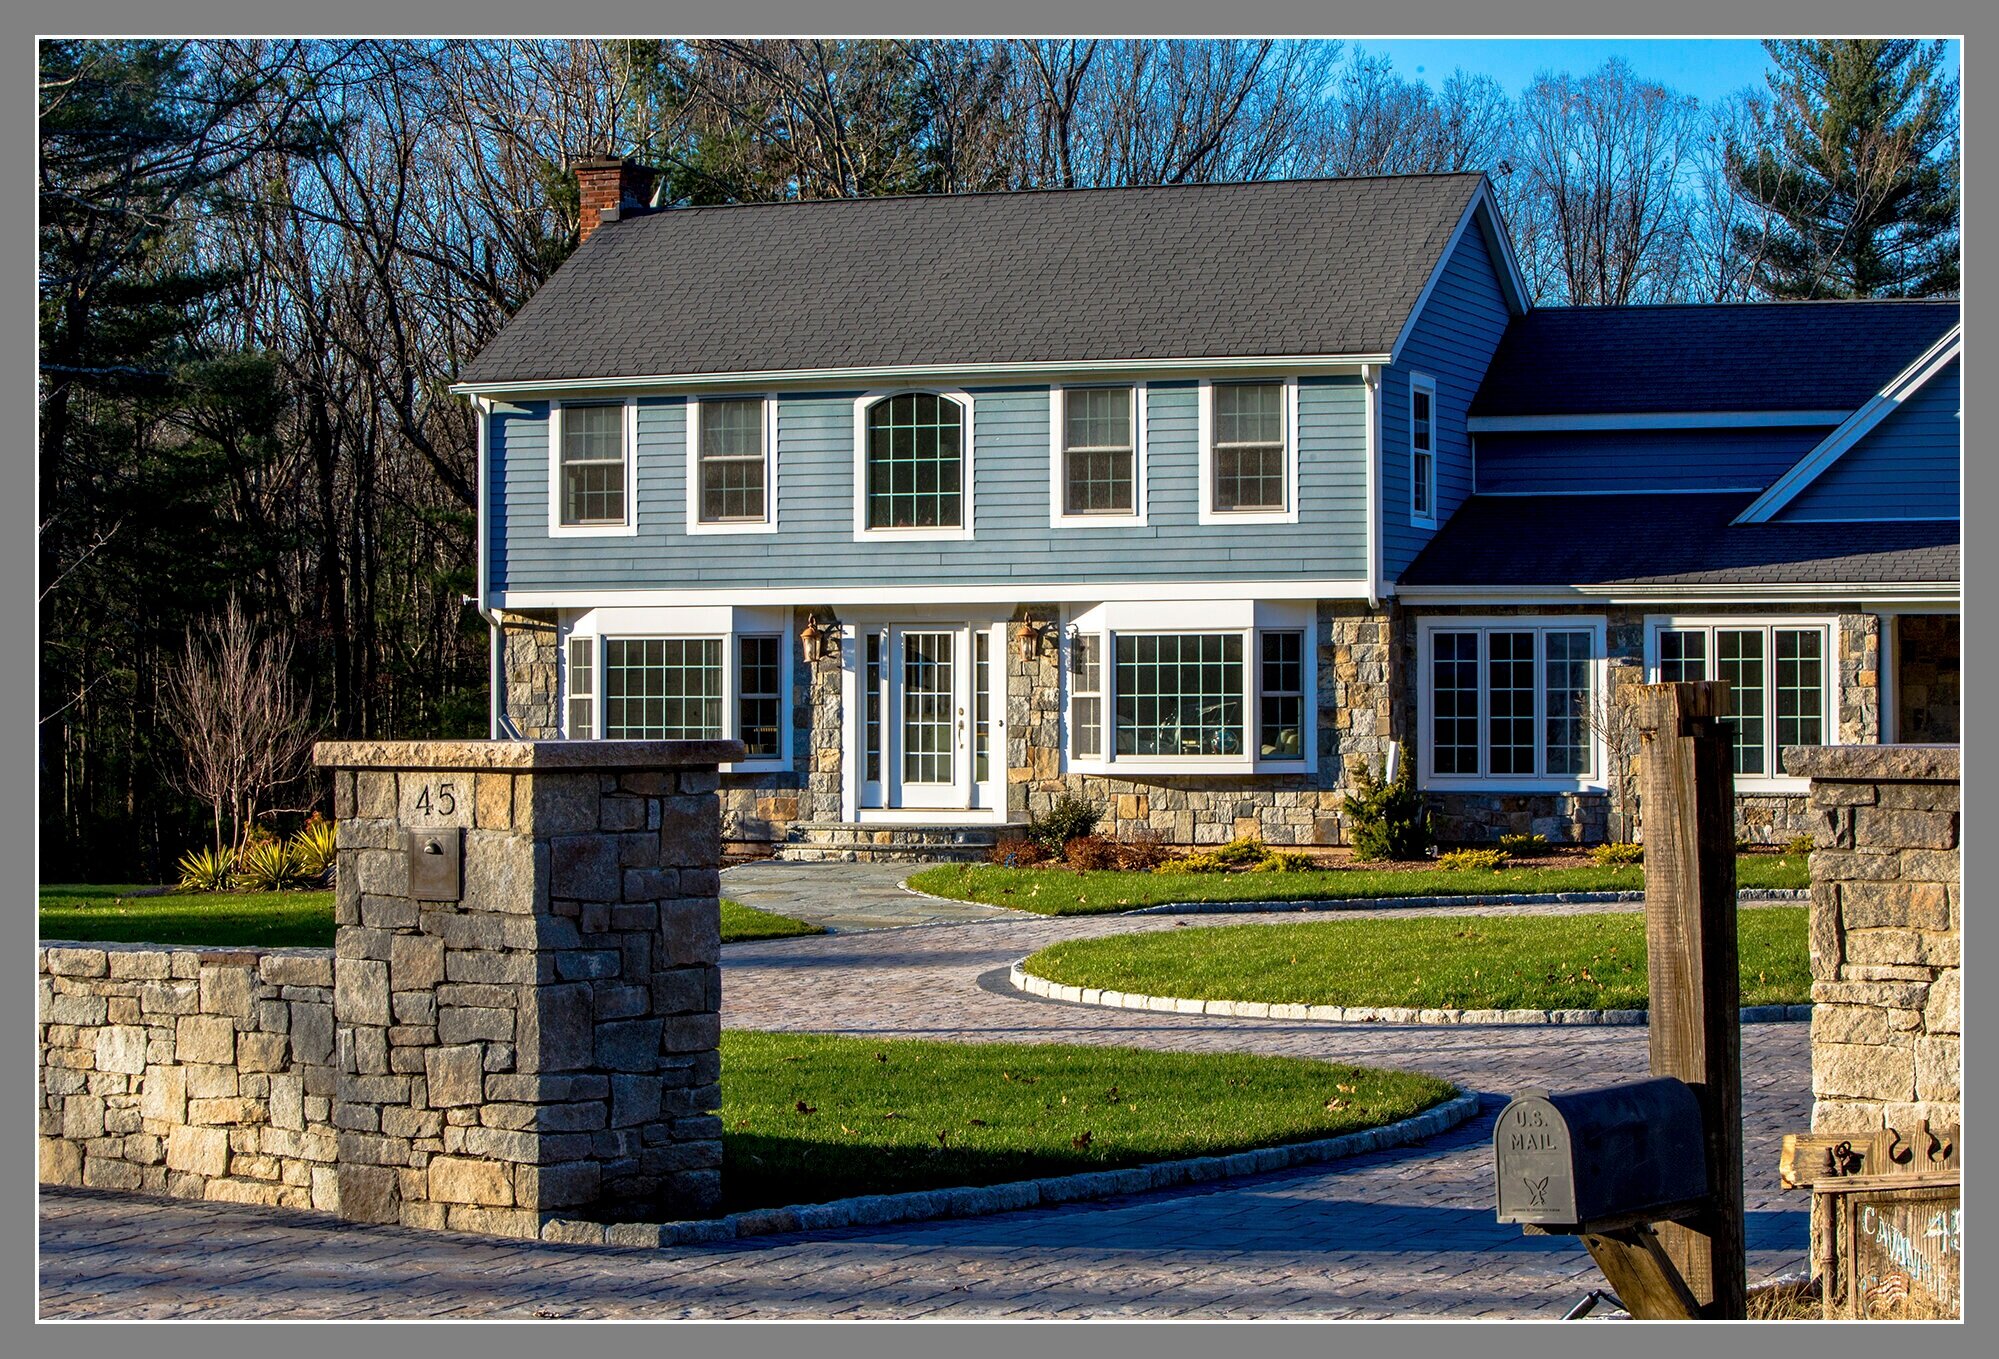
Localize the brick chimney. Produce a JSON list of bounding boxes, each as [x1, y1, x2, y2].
[[573, 156, 657, 244]]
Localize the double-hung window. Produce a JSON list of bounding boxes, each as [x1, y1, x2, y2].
[[1409, 373, 1437, 527], [1200, 379, 1297, 523], [688, 396, 774, 533], [1052, 385, 1143, 524], [565, 626, 789, 768], [855, 391, 973, 539], [552, 400, 635, 534], [1417, 618, 1606, 788], [1648, 618, 1832, 784]]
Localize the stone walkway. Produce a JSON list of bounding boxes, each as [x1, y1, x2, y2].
[[40, 865, 1813, 1319], [722, 859, 1015, 931]]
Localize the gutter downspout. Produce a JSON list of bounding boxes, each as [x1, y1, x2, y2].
[[470, 395, 517, 739], [1362, 363, 1380, 608]]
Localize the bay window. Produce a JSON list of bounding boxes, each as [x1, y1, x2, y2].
[[1648, 618, 1832, 782], [1417, 618, 1606, 788]]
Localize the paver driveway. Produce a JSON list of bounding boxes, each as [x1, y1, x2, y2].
[[39, 862, 1812, 1319]]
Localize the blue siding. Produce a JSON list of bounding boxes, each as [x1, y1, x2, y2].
[[1474, 427, 1830, 494], [1381, 221, 1513, 581], [490, 379, 1368, 594], [1777, 357, 1960, 522]]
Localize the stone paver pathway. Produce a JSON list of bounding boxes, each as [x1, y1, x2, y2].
[[41, 866, 1812, 1319], [722, 859, 1015, 931]]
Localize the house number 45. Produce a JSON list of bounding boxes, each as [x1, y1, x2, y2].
[[414, 783, 458, 816]]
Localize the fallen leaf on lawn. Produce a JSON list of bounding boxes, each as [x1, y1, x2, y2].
[[1104, 1085, 1119, 1103], [1336, 1083, 1357, 1094], [1072, 1131, 1093, 1149], [1325, 1098, 1349, 1112], [876, 1052, 889, 1063], [882, 1111, 902, 1120], [937, 1129, 950, 1145], [795, 1101, 817, 1115], [734, 1119, 750, 1129], [1060, 1094, 1068, 1104], [782, 1055, 804, 1063], [840, 1124, 854, 1135], [968, 1119, 987, 1126]]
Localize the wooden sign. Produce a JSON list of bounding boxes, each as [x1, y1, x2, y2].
[[1825, 1177, 1960, 1319], [1781, 1122, 1959, 1189]]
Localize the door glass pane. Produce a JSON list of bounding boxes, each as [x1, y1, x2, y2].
[[603, 638, 723, 740], [1487, 631, 1537, 776], [1775, 629, 1825, 753], [1114, 633, 1244, 756], [901, 632, 956, 784], [974, 630, 991, 782], [1718, 629, 1767, 775], [864, 633, 883, 783], [1543, 631, 1593, 777], [1431, 632, 1480, 775]]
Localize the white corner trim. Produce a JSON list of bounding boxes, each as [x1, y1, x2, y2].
[[1408, 370, 1438, 530], [685, 394, 778, 536], [1362, 363, 1380, 608], [546, 397, 640, 538], [1048, 383, 1149, 528], [851, 388, 976, 542], [1467, 411, 1853, 433], [1735, 324, 1962, 524], [1196, 377, 1301, 526]]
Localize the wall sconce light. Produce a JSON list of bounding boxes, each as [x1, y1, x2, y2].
[[1016, 620, 1056, 664], [801, 613, 838, 663]]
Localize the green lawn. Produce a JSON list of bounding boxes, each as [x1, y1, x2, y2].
[[718, 1031, 1455, 1214], [1021, 907, 1810, 1011], [40, 886, 822, 949], [909, 855, 1809, 917]]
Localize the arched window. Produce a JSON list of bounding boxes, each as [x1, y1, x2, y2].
[[865, 393, 965, 530]]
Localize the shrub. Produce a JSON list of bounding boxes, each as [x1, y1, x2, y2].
[[1248, 850, 1317, 873], [1026, 795, 1102, 853], [1592, 841, 1644, 866], [1341, 756, 1433, 861], [1209, 836, 1269, 867], [1438, 848, 1509, 872], [1114, 833, 1179, 872], [1062, 835, 1121, 871], [236, 839, 308, 891], [1497, 832, 1549, 854], [1784, 833, 1815, 857], [291, 814, 337, 882], [987, 836, 1051, 867], [176, 846, 234, 892]]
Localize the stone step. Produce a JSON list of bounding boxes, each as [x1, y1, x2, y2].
[[774, 821, 1026, 863]]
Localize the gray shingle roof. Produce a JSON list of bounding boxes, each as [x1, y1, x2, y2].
[[1470, 301, 1960, 417], [459, 175, 1487, 385], [1400, 493, 1959, 588]]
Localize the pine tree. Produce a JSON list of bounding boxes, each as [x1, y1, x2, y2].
[[1725, 39, 1958, 298]]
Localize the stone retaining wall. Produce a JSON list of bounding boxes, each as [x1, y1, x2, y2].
[[39, 943, 339, 1209], [1790, 744, 1959, 1136]]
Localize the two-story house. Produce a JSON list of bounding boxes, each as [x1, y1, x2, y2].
[[452, 159, 1960, 856]]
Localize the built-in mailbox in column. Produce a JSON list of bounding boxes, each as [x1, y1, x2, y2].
[[313, 738, 742, 1240]]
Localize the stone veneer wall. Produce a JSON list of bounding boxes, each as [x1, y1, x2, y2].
[[1894, 614, 1960, 743], [499, 609, 561, 738], [39, 943, 339, 1208], [1790, 744, 1959, 1136]]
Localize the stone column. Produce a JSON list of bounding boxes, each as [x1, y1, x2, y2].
[[314, 738, 741, 1239]]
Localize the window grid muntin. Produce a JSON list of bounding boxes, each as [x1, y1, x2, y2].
[[1652, 623, 1831, 778], [1431, 631, 1481, 775], [974, 629, 991, 783], [567, 636, 595, 738], [864, 633, 884, 783], [698, 397, 767, 523], [1071, 633, 1103, 759], [603, 638, 723, 740], [901, 631, 956, 784], [1062, 386, 1136, 515], [560, 403, 626, 526], [866, 393, 963, 530], [1424, 623, 1607, 785], [1775, 629, 1825, 751], [1259, 631, 1305, 760], [1487, 631, 1538, 776], [1114, 633, 1244, 758], [1543, 631, 1595, 777], [736, 635, 781, 759], [1210, 382, 1287, 513], [1717, 630, 1768, 775]]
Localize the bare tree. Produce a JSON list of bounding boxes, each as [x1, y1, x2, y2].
[[1683, 90, 1782, 301], [1306, 53, 1513, 178], [161, 598, 319, 858]]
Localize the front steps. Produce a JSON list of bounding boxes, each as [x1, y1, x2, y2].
[[773, 820, 1026, 863]]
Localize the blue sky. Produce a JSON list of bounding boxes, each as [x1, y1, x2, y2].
[[1347, 38, 1961, 108]]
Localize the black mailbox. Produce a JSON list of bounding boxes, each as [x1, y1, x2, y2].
[[1494, 1077, 1709, 1234]]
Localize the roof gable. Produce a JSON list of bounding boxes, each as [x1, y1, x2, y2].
[[458, 175, 1488, 389]]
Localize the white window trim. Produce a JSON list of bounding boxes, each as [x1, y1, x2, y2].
[[1415, 615, 1610, 794], [851, 388, 976, 542], [1409, 371, 1438, 529], [1197, 377, 1301, 525], [684, 394, 778, 535], [1060, 603, 1317, 776], [559, 607, 794, 773], [547, 397, 639, 538], [1643, 614, 1841, 793], [1049, 383, 1148, 528]]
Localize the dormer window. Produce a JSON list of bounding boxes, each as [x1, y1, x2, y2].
[[1410, 372, 1437, 527], [854, 391, 974, 540]]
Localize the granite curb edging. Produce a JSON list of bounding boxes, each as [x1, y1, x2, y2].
[[534, 1090, 1483, 1249], [1009, 961, 1811, 1028]]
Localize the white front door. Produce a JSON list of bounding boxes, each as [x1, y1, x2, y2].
[[889, 626, 970, 809]]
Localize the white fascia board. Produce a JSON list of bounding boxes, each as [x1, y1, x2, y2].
[[1394, 581, 1960, 606], [499, 580, 1377, 610], [1735, 324, 1963, 524], [1386, 183, 1529, 369], [448, 353, 1387, 400], [1466, 411, 1852, 433]]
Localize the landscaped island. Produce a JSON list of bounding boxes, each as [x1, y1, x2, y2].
[[717, 1032, 1456, 1214], [37, 885, 824, 948], [908, 854, 1809, 917], [1017, 908, 1811, 1012]]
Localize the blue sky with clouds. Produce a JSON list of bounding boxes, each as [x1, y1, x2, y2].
[[1344, 38, 1961, 107]]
